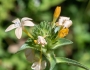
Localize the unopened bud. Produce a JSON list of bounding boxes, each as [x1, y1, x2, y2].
[[54, 6, 61, 18]]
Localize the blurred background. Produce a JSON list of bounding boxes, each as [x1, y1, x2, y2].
[[0, 0, 90, 70]]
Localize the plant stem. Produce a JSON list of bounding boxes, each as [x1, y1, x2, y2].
[[39, 46, 42, 64], [23, 27, 34, 39], [52, 18, 57, 28]]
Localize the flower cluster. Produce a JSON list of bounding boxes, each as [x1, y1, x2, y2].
[[34, 36, 47, 47], [57, 16, 72, 38], [5, 6, 73, 70]]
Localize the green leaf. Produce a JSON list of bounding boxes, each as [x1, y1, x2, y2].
[[18, 44, 31, 52], [32, 21, 52, 38], [55, 57, 90, 70], [17, 39, 35, 52], [44, 51, 56, 70], [54, 27, 60, 33], [52, 38, 73, 49]]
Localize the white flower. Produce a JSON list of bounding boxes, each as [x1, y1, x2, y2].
[[31, 60, 47, 70], [63, 20, 72, 28], [58, 16, 72, 28], [25, 48, 37, 63], [5, 17, 34, 39], [37, 36, 47, 47]]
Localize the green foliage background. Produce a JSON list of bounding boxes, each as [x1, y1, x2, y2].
[[0, 0, 90, 70]]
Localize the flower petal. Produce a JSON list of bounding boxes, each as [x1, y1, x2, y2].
[[15, 27, 22, 39], [58, 16, 70, 26], [31, 62, 39, 69], [5, 24, 16, 32], [21, 17, 32, 21], [60, 16, 70, 20], [31, 60, 46, 70], [63, 20, 72, 28], [25, 48, 36, 62], [31, 62, 41, 70], [23, 21, 35, 26], [12, 18, 20, 24], [41, 61, 47, 69], [58, 18, 64, 25]]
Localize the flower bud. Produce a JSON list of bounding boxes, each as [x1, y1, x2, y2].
[[34, 40, 37, 44], [54, 6, 61, 18], [37, 36, 47, 47]]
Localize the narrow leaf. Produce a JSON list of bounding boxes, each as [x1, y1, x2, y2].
[[55, 57, 90, 70], [18, 44, 31, 52], [52, 38, 73, 49], [17, 39, 35, 52]]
